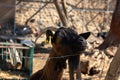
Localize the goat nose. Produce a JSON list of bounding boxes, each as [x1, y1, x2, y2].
[[79, 38, 86, 44], [81, 40, 87, 46]]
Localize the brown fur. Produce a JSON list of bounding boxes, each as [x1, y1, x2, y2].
[[30, 27, 90, 80], [30, 50, 66, 80]]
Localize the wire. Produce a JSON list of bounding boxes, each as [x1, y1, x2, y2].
[[0, 51, 81, 60]]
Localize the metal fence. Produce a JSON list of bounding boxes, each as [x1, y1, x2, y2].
[[14, 0, 116, 33], [0, 0, 116, 34]]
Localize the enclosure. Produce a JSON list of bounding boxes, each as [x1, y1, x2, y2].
[[0, 0, 118, 80]]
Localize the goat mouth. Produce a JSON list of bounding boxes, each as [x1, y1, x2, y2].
[[73, 47, 86, 52], [73, 48, 86, 53]]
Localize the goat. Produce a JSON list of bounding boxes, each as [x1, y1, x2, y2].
[[30, 27, 90, 80]]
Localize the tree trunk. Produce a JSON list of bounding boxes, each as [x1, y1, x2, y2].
[[61, 0, 68, 18], [53, 0, 68, 26], [98, 0, 120, 50], [102, 1, 120, 80], [105, 45, 120, 80]]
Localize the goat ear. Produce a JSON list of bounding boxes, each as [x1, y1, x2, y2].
[[46, 30, 54, 42], [79, 32, 91, 40]]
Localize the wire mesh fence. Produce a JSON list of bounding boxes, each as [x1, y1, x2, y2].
[[0, 0, 117, 35]]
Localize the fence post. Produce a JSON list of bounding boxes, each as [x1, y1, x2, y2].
[[29, 47, 34, 76]]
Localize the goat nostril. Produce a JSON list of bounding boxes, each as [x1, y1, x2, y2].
[[79, 39, 84, 41], [78, 39, 87, 45]]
